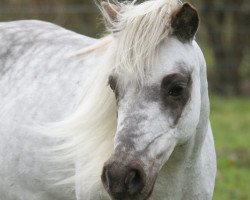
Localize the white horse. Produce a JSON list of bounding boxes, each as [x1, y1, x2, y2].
[[0, 0, 216, 199]]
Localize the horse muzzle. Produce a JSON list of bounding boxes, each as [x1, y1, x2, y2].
[[101, 155, 157, 200]]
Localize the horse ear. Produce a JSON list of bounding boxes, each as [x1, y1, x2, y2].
[[171, 3, 199, 42], [101, 2, 120, 27]]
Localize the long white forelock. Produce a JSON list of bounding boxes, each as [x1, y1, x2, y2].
[[100, 0, 180, 86]]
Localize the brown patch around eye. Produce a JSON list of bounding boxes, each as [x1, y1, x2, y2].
[[160, 73, 191, 125]]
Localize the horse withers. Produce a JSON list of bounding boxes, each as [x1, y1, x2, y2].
[[0, 0, 216, 200]]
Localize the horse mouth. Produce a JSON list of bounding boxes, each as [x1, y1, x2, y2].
[[108, 184, 155, 200], [109, 189, 154, 200]]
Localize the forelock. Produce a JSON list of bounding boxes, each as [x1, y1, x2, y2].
[[101, 0, 181, 86]]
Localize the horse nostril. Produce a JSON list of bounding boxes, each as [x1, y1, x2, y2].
[[101, 167, 110, 190], [125, 169, 145, 195], [102, 167, 110, 190]]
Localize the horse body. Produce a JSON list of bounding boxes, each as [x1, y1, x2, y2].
[[0, 20, 98, 200], [0, 1, 216, 200]]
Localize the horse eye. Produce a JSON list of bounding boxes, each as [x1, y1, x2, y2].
[[168, 85, 184, 97]]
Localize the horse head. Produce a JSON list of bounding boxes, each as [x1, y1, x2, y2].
[[100, 1, 205, 199]]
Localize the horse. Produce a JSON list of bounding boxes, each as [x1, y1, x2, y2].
[[0, 0, 217, 199]]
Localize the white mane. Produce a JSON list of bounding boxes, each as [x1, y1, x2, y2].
[[101, 0, 180, 85], [38, 0, 181, 196]]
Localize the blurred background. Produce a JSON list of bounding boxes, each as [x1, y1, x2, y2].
[[0, 0, 249, 199]]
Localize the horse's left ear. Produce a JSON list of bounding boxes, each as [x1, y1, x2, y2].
[[171, 3, 199, 42]]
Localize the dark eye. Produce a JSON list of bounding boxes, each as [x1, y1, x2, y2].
[[168, 84, 184, 97]]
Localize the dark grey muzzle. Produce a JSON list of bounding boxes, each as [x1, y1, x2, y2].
[[101, 160, 146, 199]]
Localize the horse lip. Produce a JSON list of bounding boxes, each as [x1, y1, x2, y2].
[[105, 177, 156, 200], [110, 177, 157, 200], [110, 189, 154, 200]]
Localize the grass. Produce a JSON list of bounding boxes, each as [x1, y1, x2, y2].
[[210, 95, 250, 200]]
